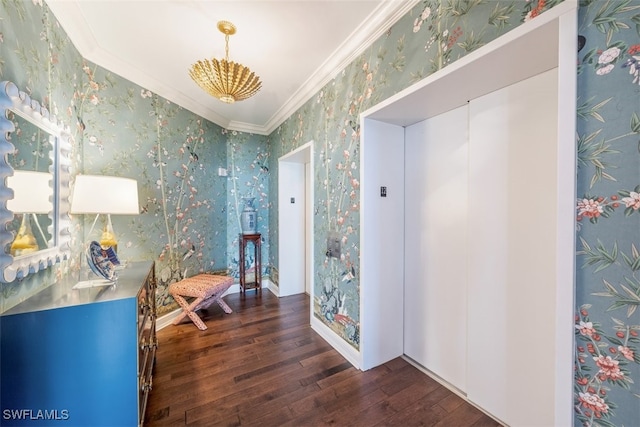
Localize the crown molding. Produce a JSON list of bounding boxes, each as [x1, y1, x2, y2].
[[46, 0, 420, 137], [259, 0, 420, 135], [226, 120, 270, 136], [46, 0, 236, 131]]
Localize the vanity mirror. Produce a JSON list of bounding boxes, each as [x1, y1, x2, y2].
[[0, 81, 71, 282]]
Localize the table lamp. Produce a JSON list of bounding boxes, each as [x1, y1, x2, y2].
[[6, 170, 52, 256], [70, 174, 139, 252]]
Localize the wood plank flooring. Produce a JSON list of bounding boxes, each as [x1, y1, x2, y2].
[[145, 291, 501, 427]]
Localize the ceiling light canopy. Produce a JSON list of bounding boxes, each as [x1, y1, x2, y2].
[[189, 21, 262, 104]]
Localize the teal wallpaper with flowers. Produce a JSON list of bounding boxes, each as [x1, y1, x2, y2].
[[573, 1, 640, 424], [225, 129, 270, 281], [74, 61, 237, 312], [0, 0, 269, 317], [1, 0, 640, 424], [269, 0, 568, 349], [266, 0, 639, 425], [0, 0, 83, 309]]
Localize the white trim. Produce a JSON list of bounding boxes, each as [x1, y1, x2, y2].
[[0, 81, 72, 283], [359, 2, 577, 424], [277, 141, 315, 321], [554, 8, 578, 426], [361, 0, 577, 124], [311, 315, 361, 369], [260, 0, 420, 134], [267, 279, 279, 297], [359, 118, 405, 370], [45, 0, 420, 136]]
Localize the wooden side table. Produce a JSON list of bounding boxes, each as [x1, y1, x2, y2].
[[239, 233, 262, 293]]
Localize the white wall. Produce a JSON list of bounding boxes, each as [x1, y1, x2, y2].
[[403, 68, 560, 426], [305, 162, 312, 295], [360, 118, 405, 370], [404, 105, 469, 392], [278, 160, 306, 297], [359, 5, 575, 424], [466, 68, 559, 427]]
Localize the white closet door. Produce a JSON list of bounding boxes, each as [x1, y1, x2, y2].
[[467, 68, 558, 426], [404, 105, 468, 392], [278, 161, 306, 296]]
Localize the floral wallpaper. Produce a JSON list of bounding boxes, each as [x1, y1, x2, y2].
[[1, 0, 639, 425], [74, 62, 233, 314], [0, 0, 269, 316], [266, 0, 639, 425], [270, 0, 566, 349], [0, 0, 82, 310], [225, 130, 270, 281], [573, 1, 640, 425]]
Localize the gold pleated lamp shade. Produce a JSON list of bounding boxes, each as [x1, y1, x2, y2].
[[189, 21, 262, 104], [189, 58, 261, 104]]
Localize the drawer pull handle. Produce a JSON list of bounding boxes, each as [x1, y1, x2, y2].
[[141, 377, 153, 392]]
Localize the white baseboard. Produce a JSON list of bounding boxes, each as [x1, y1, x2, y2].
[[156, 308, 182, 330], [268, 280, 280, 296], [156, 278, 273, 331], [311, 315, 361, 369]]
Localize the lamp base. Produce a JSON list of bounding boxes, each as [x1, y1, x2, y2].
[[99, 214, 118, 252], [10, 214, 39, 256]]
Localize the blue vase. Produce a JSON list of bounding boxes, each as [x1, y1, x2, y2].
[[240, 197, 257, 234]]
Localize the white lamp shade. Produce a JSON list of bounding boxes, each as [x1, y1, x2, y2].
[[7, 170, 52, 214], [71, 175, 139, 215]]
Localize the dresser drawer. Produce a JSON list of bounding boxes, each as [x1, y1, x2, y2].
[[138, 336, 155, 422], [138, 285, 151, 335], [137, 262, 156, 426], [1, 261, 156, 427]]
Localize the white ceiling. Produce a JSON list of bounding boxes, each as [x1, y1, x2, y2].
[[46, 0, 418, 135]]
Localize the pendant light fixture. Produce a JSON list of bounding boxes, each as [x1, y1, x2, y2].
[[189, 20, 262, 104]]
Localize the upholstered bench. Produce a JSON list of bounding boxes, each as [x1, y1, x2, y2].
[[168, 274, 234, 330]]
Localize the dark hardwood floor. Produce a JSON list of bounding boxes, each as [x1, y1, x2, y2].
[[145, 291, 501, 427]]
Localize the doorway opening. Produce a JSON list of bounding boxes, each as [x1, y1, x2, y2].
[[358, 3, 576, 426], [277, 142, 314, 298]]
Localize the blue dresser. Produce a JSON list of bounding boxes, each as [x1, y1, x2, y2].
[[0, 261, 156, 427]]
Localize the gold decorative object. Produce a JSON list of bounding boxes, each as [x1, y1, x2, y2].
[[189, 21, 262, 104], [100, 215, 118, 251], [10, 215, 39, 256]]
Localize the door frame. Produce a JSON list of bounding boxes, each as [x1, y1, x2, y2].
[[358, 3, 576, 425], [277, 141, 314, 299]]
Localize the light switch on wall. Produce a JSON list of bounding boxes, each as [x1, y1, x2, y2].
[[326, 232, 341, 258]]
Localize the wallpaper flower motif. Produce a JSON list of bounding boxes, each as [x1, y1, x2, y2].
[[78, 75, 231, 315], [271, 0, 565, 351], [0, 0, 83, 309], [140, 100, 215, 285], [2, 0, 640, 424], [575, 1, 640, 425], [225, 130, 269, 281]]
